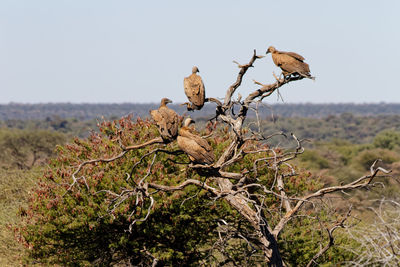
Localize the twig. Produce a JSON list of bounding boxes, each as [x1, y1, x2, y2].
[[306, 206, 352, 267]]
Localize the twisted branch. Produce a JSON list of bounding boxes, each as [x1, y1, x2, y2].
[[273, 160, 391, 237]]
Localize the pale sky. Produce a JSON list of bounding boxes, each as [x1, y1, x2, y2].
[[1, 1, 399, 104]]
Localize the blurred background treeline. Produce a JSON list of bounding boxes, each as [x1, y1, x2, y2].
[[1, 103, 400, 265], [2, 102, 400, 120], [1, 103, 400, 143]]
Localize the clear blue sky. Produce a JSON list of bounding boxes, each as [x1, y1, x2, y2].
[[1, 1, 399, 104]]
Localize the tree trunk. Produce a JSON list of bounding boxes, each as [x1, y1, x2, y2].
[[218, 178, 283, 266]]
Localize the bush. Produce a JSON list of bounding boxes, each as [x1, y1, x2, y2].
[[299, 150, 330, 169], [0, 129, 65, 169], [373, 130, 400, 150], [353, 148, 399, 171], [17, 117, 331, 266]]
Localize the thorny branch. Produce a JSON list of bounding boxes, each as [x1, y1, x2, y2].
[[306, 206, 352, 267], [68, 137, 164, 190]]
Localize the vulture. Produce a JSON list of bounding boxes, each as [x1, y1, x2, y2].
[[266, 46, 314, 80], [183, 66, 206, 110], [150, 98, 179, 143], [177, 118, 215, 165]]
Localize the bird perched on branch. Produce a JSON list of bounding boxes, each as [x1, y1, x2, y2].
[[266, 46, 314, 80], [182, 66, 206, 111], [150, 98, 179, 143], [177, 118, 215, 165]]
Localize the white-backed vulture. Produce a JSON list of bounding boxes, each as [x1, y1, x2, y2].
[[177, 118, 215, 165], [266, 46, 314, 80], [150, 98, 179, 143], [183, 66, 206, 111]]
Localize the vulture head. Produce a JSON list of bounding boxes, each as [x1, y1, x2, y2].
[[192, 66, 200, 74], [266, 46, 276, 54], [160, 98, 173, 106], [183, 117, 195, 127]]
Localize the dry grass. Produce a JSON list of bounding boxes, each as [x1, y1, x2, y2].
[[0, 168, 42, 266]]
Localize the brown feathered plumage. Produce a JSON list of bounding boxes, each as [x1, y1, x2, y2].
[[177, 118, 215, 165], [150, 98, 179, 143], [266, 46, 314, 79], [183, 66, 206, 110]]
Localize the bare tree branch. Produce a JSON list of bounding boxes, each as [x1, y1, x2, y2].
[[148, 179, 219, 195], [273, 164, 391, 237], [223, 49, 262, 108]]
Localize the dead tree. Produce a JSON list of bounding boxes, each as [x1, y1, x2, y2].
[[67, 49, 392, 266], [344, 198, 400, 266]]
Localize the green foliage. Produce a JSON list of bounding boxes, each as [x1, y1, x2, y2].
[[255, 114, 400, 146], [17, 117, 323, 266], [279, 212, 357, 266], [9, 114, 400, 266], [352, 148, 399, 171], [16, 118, 232, 265], [1, 117, 99, 138], [373, 130, 400, 150], [299, 150, 330, 169]]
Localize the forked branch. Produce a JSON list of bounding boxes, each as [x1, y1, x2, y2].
[[273, 160, 391, 237], [306, 206, 352, 267]]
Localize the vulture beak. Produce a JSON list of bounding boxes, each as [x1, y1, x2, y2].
[[266, 50, 270, 55], [167, 99, 173, 104]]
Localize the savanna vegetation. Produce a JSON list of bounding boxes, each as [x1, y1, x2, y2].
[[1, 112, 400, 266], [1, 53, 400, 266]]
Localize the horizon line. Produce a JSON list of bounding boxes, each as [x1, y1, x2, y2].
[[0, 101, 398, 105]]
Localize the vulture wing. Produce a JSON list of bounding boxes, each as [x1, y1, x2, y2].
[[178, 128, 214, 164], [158, 106, 179, 138], [272, 52, 311, 77], [281, 51, 305, 62], [150, 109, 164, 130], [183, 74, 205, 109], [150, 109, 168, 139], [150, 107, 179, 142]]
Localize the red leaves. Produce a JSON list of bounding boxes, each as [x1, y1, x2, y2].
[[45, 198, 59, 209]]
